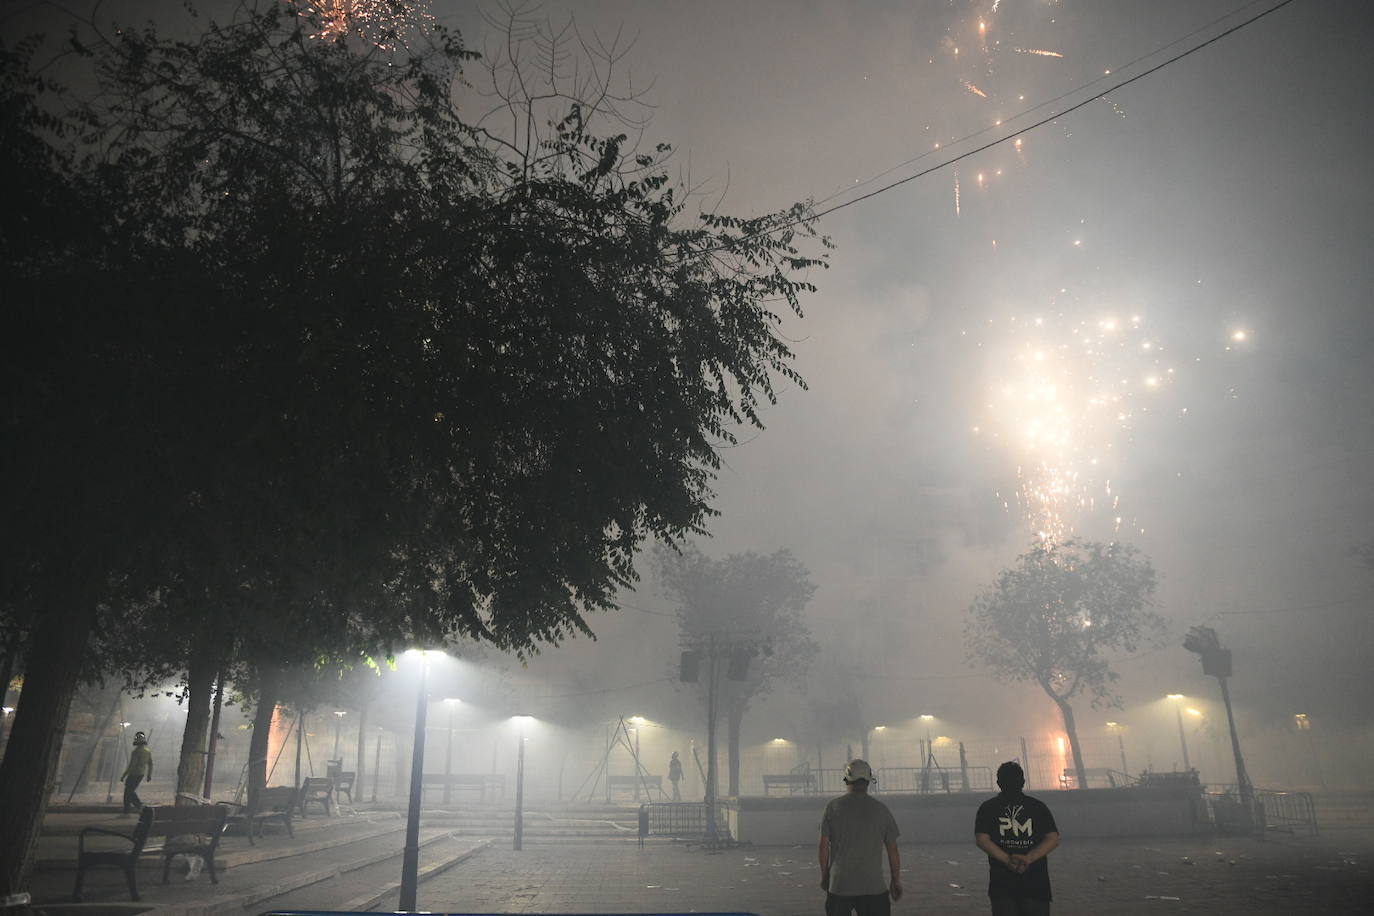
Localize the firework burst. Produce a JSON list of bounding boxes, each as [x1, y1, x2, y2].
[[973, 312, 1179, 543], [292, 0, 434, 50]]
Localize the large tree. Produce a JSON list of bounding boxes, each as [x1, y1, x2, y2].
[[965, 539, 1163, 788], [0, 3, 829, 893], [659, 545, 818, 796]]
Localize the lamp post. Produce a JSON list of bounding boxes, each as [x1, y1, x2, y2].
[[512, 716, 534, 851], [371, 726, 383, 804], [443, 699, 460, 805], [332, 710, 347, 762], [398, 650, 432, 912], [1167, 695, 1191, 772], [1183, 625, 1253, 816], [1294, 713, 1325, 790], [1106, 722, 1129, 775]]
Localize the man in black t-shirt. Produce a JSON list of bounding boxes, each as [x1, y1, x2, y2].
[[974, 761, 1060, 916]]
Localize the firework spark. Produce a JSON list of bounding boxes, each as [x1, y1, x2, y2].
[[292, 0, 433, 49], [975, 312, 1177, 542], [963, 81, 989, 98], [1014, 48, 1065, 58]]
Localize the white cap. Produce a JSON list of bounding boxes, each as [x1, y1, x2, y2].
[[844, 759, 875, 782]]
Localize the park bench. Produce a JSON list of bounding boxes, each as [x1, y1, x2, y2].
[[326, 760, 356, 804], [74, 804, 227, 901], [762, 773, 817, 795], [607, 774, 661, 798], [223, 785, 298, 845], [421, 773, 505, 802], [298, 776, 334, 816]]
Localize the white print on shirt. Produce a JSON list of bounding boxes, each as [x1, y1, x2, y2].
[[997, 804, 1034, 846]]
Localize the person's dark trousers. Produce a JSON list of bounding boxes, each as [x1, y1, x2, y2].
[[825, 892, 890, 916], [990, 893, 1050, 916], [122, 775, 145, 814]]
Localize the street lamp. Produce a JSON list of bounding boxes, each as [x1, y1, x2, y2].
[[1294, 713, 1326, 790], [332, 710, 347, 761], [442, 699, 461, 806], [1106, 722, 1129, 775], [1167, 695, 1191, 772], [511, 716, 535, 851], [398, 649, 441, 912]]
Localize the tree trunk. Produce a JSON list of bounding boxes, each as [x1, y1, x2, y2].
[[0, 604, 97, 897], [175, 648, 217, 803], [354, 699, 369, 803], [247, 666, 280, 809], [726, 704, 743, 797], [1056, 697, 1089, 789]]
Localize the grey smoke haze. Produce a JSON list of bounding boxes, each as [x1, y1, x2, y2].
[[20, 0, 1373, 779]]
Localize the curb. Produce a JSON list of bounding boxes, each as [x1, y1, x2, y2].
[[342, 839, 491, 912], [150, 830, 455, 916]]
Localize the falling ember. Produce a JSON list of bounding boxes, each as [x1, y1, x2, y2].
[[1014, 48, 1065, 58], [954, 172, 962, 216], [964, 81, 989, 99]]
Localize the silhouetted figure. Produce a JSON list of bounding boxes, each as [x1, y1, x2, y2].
[[668, 751, 683, 801], [974, 760, 1061, 916], [121, 731, 152, 815], [818, 759, 902, 916]]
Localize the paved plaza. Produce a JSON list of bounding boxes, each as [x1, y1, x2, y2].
[[24, 798, 1374, 916], [380, 830, 1374, 915]]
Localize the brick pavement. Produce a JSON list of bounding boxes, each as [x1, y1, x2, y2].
[[374, 830, 1374, 915]]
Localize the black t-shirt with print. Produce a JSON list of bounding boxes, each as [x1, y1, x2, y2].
[[974, 791, 1059, 900]]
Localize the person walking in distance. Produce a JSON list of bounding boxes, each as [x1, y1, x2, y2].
[[668, 751, 684, 801], [975, 761, 1061, 916], [818, 759, 902, 916], [121, 730, 153, 815]]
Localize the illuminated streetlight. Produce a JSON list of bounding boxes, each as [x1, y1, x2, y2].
[[398, 649, 445, 912], [511, 715, 535, 850], [1105, 722, 1129, 775], [332, 710, 347, 760], [442, 699, 461, 805], [1166, 694, 1192, 772]]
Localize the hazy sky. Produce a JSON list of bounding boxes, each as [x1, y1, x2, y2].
[[466, 0, 1374, 740], [17, 0, 1373, 753]]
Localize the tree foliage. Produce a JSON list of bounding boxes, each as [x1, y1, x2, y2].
[[965, 538, 1163, 785], [0, 1, 829, 891]]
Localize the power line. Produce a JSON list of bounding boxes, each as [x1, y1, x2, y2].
[[813, 0, 1281, 210], [684, 0, 1300, 259]]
